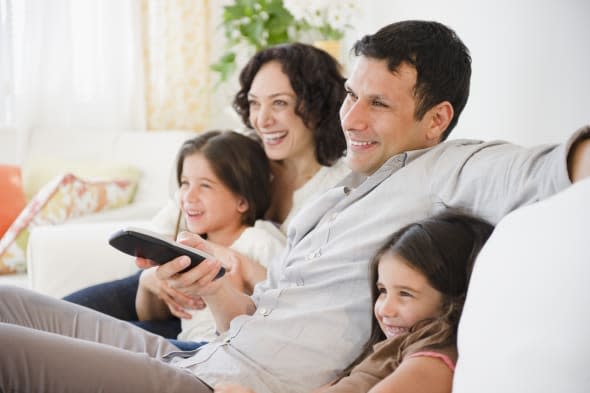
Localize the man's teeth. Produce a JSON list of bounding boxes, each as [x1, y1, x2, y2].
[[350, 140, 374, 147]]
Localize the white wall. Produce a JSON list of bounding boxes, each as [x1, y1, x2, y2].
[[345, 0, 590, 146], [0, 129, 19, 165]]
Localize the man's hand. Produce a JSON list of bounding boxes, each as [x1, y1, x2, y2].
[[568, 134, 590, 182]]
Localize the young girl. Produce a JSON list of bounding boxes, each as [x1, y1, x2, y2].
[[136, 130, 285, 347], [214, 212, 493, 393]]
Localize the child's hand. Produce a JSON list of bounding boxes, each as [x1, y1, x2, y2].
[[214, 382, 255, 393], [135, 256, 157, 269]]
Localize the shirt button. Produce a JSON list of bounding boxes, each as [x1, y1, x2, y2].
[[259, 307, 268, 316], [223, 337, 231, 344], [330, 212, 338, 221]]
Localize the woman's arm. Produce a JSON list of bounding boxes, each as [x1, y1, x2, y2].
[[368, 355, 453, 393], [135, 266, 171, 320]]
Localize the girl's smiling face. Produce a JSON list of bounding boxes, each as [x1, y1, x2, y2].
[[374, 252, 444, 338], [179, 152, 248, 246]]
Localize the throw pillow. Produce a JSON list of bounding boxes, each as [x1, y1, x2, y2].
[[0, 173, 137, 274], [0, 165, 26, 238], [21, 156, 140, 200]]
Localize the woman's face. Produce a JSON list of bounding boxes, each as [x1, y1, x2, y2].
[[179, 152, 248, 245], [374, 252, 444, 339], [247, 61, 316, 163]]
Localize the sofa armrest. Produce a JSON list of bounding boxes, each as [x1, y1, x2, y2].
[[27, 221, 150, 298]]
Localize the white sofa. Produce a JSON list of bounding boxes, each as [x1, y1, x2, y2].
[[8, 129, 196, 296], [454, 178, 590, 392], [7, 129, 590, 390]]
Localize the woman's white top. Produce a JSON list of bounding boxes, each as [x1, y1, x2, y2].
[[280, 158, 350, 233]]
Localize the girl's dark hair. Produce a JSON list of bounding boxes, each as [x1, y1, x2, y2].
[[343, 211, 493, 376], [233, 43, 347, 166], [175, 130, 271, 227]]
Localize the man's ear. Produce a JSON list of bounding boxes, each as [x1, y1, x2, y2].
[[425, 101, 454, 143]]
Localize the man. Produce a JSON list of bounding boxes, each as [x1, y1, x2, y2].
[[1, 20, 589, 393]]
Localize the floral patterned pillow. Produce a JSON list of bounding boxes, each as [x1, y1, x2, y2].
[[0, 173, 137, 275]]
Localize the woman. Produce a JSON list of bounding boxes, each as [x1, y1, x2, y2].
[[63, 43, 350, 340], [233, 42, 349, 231]]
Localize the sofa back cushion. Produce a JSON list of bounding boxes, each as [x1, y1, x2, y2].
[[24, 129, 197, 206], [454, 178, 590, 393]]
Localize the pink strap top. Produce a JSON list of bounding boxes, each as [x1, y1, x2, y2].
[[407, 351, 456, 371]]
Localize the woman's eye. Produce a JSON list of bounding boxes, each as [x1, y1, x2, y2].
[[273, 100, 287, 107], [399, 290, 412, 298], [179, 180, 189, 187], [248, 100, 259, 108], [199, 183, 211, 189], [345, 89, 357, 101], [377, 287, 386, 295], [372, 100, 387, 108]]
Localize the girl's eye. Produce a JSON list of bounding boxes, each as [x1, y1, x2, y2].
[[399, 290, 412, 298], [199, 183, 211, 189], [377, 286, 386, 295], [179, 180, 189, 187], [372, 99, 388, 108]]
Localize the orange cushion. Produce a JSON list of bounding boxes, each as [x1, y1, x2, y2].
[[0, 165, 26, 238]]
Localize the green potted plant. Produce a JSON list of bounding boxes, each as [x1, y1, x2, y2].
[[211, 0, 358, 84], [211, 0, 301, 83]]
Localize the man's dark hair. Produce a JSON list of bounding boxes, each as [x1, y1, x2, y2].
[[352, 20, 471, 140]]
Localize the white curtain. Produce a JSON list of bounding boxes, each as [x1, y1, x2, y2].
[[6, 0, 145, 148]]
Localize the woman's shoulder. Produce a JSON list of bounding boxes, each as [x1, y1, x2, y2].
[[317, 158, 352, 185], [231, 220, 286, 267], [293, 158, 351, 203]]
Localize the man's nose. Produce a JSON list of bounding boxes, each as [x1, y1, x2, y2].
[[340, 100, 367, 132]]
